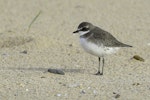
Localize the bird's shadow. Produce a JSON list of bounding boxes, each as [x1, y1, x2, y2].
[[2, 67, 86, 74]]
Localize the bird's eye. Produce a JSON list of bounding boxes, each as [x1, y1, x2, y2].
[[81, 27, 88, 31]]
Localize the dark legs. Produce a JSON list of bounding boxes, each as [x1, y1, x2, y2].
[[102, 57, 104, 75], [95, 57, 101, 75], [95, 57, 105, 75]]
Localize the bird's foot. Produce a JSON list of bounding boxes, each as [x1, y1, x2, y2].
[[95, 71, 103, 75]]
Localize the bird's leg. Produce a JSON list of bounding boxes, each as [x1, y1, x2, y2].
[[95, 57, 104, 75], [100, 57, 105, 75], [95, 57, 101, 75]]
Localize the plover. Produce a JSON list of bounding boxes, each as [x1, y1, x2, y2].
[[73, 22, 132, 75]]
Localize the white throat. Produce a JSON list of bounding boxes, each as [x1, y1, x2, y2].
[[79, 30, 90, 36]]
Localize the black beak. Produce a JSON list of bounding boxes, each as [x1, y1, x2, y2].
[[73, 30, 79, 33]]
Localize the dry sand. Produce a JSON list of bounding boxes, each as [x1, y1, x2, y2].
[[0, 0, 150, 100]]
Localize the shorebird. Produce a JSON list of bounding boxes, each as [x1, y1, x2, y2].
[[73, 22, 132, 75]]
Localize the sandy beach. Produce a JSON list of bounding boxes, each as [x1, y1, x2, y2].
[[0, 0, 150, 99]]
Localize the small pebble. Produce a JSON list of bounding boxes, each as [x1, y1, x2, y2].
[[133, 55, 145, 62], [18, 83, 25, 87], [68, 44, 73, 47], [40, 76, 46, 78], [80, 90, 86, 94], [93, 90, 97, 94], [132, 83, 140, 86], [87, 87, 91, 89], [20, 50, 27, 54], [14, 94, 17, 96], [68, 53, 70, 56], [115, 94, 120, 98], [48, 68, 65, 75], [56, 94, 61, 97], [26, 89, 29, 91], [2, 53, 9, 56], [113, 92, 120, 98]]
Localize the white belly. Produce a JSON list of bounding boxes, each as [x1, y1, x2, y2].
[[80, 38, 119, 57]]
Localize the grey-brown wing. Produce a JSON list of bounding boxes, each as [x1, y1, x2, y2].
[[89, 27, 132, 47]]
